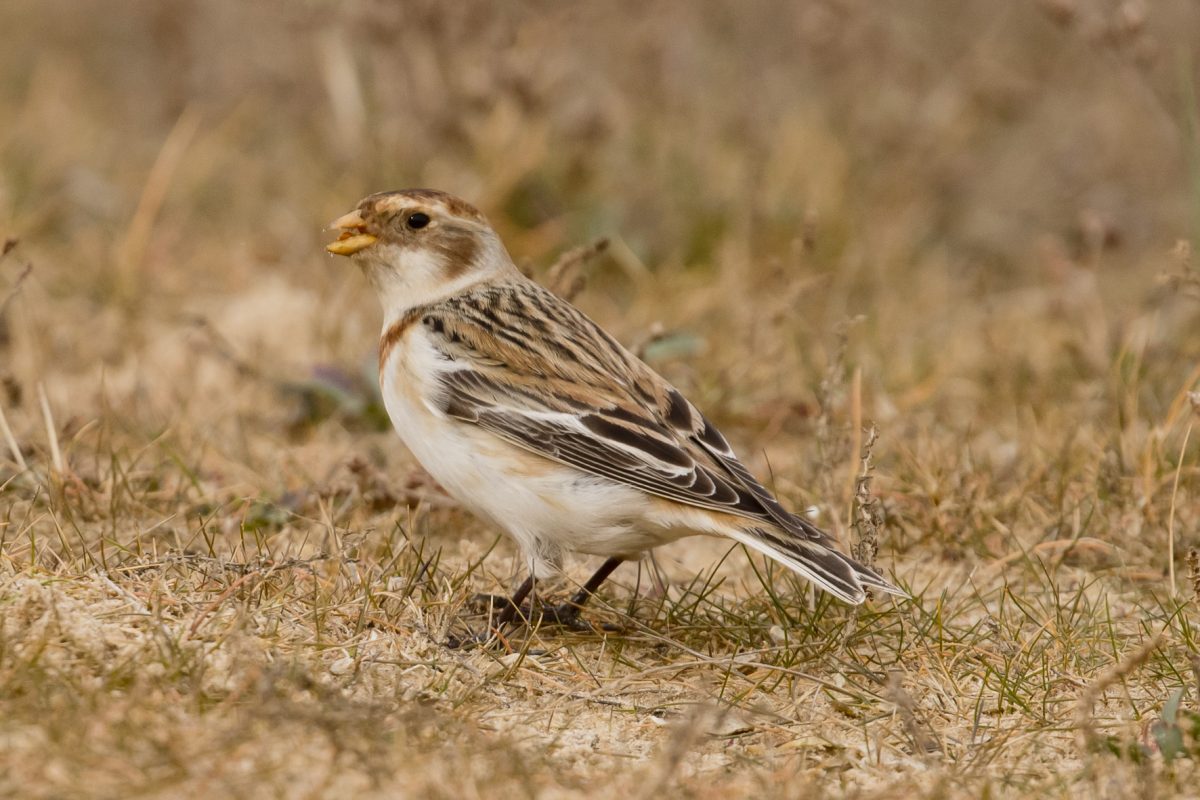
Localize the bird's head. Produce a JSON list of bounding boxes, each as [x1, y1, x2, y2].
[[326, 189, 513, 309]]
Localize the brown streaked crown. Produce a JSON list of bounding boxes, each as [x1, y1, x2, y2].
[[359, 189, 487, 226]]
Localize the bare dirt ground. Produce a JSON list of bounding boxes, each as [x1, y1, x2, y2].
[[3, 2, 1200, 797]]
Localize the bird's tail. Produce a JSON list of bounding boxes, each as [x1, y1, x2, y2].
[[726, 524, 907, 605]]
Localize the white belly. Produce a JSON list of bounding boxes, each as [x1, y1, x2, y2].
[[380, 331, 666, 576]]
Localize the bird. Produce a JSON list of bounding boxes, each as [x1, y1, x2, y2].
[[326, 189, 904, 638]]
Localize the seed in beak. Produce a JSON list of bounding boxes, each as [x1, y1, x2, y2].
[[326, 209, 377, 255], [326, 233, 378, 256]]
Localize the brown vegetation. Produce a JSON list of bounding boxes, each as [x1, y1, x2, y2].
[[2, 1, 1200, 797]]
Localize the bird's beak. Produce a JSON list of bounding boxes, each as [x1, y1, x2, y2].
[[325, 209, 378, 256]]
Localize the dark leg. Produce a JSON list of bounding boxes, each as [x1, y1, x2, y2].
[[536, 557, 624, 629], [453, 558, 625, 646], [466, 575, 536, 624], [450, 575, 536, 649], [570, 557, 624, 608], [496, 575, 535, 627]]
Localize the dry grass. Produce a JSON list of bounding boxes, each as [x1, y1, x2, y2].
[[3, 1, 1200, 797]]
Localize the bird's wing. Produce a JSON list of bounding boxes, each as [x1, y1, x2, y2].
[[405, 280, 903, 603], [413, 281, 821, 537]]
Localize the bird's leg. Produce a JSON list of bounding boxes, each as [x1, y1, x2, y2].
[[497, 574, 536, 627], [468, 574, 534, 619], [534, 557, 624, 630], [455, 559, 624, 645], [450, 575, 537, 648]]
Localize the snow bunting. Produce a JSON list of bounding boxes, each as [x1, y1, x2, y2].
[[327, 189, 903, 630]]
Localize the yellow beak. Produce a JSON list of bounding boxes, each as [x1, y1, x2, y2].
[[325, 209, 378, 256]]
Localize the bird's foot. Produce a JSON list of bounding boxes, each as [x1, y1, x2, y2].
[[464, 593, 611, 633], [445, 629, 489, 649], [468, 593, 519, 616], [529, 601, 594, 632]]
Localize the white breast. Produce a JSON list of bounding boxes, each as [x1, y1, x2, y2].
[[379, 325, 663, 577]]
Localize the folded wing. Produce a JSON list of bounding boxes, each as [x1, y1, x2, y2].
[[413, 281, 903, 602]]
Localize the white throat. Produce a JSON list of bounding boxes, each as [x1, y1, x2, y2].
[[357, 240, 512, 328]]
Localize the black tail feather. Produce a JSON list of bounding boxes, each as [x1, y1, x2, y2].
[[730, 526, 906, 604]]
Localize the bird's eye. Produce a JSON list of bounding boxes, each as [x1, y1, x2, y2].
[[406, 212, 430, 230]]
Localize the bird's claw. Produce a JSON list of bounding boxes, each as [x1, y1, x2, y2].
[[453, 596, 612, 647]]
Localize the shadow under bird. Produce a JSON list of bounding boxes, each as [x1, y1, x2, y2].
[[326, 189, 905, 641]]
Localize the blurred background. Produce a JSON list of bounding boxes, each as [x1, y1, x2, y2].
[[2, 0, 1200, 560], [4, 3, 1200, 795]]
